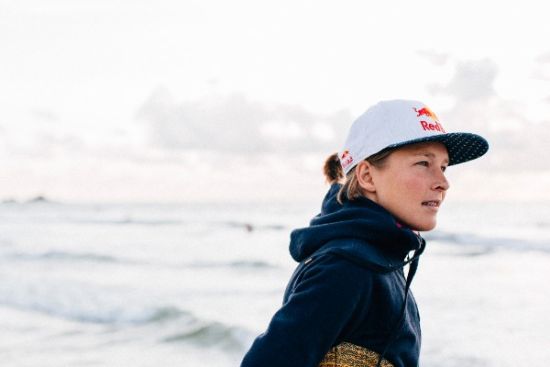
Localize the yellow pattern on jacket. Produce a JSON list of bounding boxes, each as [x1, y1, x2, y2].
[[319, 342, 394, 367]]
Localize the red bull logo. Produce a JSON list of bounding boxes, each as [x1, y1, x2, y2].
[[340, 150, 353, 169], [413, 106, 446, 133], [414, 106, 438, 120]]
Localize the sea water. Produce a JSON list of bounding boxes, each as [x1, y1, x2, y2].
[[0, 198, 549, 366]]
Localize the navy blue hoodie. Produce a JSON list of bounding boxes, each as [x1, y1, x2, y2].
[[241, 184, 425, 367]]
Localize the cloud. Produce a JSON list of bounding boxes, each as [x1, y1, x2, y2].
[[428, 58, 550, 172], [428, 58, 526, 131], [136, 89, 351, 156], [535, 51, 550, 64], [532, 51, 550, 81], [430, 58, 498, 103], [30, 108, 58, 122], [417, 49, 450, 66]]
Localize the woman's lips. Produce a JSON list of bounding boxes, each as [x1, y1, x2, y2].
[[422, 200, 441, 208]]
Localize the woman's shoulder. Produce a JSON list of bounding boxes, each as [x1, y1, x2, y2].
[[305, 238, 401, 274], [283, 251, 376, 307], [292, 247, 385, 291]]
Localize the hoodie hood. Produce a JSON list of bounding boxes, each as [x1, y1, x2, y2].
[[290, 184, 423, 271]]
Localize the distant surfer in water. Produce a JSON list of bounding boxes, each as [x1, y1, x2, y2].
[[241, 100, 488, 367]]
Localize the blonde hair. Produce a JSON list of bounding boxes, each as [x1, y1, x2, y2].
[[323, 150, 393, 204]]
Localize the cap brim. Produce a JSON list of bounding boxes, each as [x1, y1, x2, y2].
[[384, 132, 489, 165]]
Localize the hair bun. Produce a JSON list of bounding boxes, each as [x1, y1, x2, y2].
[[323, 153, 343, 184]]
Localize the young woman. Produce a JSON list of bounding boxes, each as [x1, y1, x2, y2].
[[240, 99, 489, 367]]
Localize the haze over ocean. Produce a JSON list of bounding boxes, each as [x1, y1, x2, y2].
[[2, 0, 550, 203]]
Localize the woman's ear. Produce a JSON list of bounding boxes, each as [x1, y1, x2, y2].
[[356, 161, 377, 194]]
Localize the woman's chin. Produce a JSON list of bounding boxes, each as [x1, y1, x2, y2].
[[408, 219, 437, 232]]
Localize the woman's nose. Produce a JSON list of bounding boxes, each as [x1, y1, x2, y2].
[[432, 170, 450, 191]]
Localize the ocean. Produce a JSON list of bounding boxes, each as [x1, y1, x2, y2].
[[1, 198, 549, 366]]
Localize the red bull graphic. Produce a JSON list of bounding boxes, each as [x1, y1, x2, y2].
[[340, 150, 353, 169], [413, 106, 446, 133], [414, 106, 438, 120]]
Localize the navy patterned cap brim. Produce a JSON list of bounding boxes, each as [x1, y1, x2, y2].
[[383, 132, 489, 166]]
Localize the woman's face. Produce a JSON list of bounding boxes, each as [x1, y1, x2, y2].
[[367, 142, 450, 231]]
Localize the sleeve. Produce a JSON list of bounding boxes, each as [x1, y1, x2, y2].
[[240, 254, 373, 367]]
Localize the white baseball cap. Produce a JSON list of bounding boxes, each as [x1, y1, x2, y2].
[[339, 99, 489, 174]]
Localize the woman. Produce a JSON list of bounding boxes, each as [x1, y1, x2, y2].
[[240, 99, 489, 367]]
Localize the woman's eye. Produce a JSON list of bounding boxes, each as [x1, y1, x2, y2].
[[441, 166, 448, 172], [416, 161, 429, 167]]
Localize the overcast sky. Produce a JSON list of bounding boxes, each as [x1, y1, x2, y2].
[[1, 0, 550, 203]]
